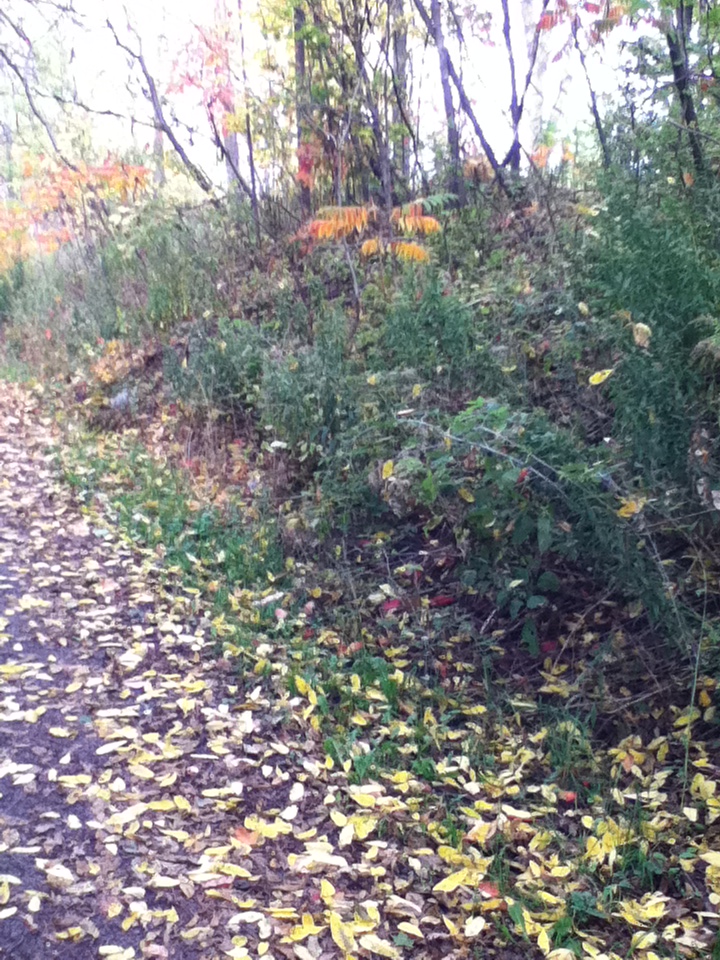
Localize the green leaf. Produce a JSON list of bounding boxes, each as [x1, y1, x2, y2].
[[537, 513, 552, 553], [526, 595, 547, 610], [522, 619, 539, 656], [537, 571, 560, 592]]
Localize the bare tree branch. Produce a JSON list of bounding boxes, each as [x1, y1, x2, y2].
[[411, 0, 507, 192], [0, 45, 78, 169], [106, 18, 216, 196]]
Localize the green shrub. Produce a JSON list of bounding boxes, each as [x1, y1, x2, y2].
[[0, 260, 24, 323], [260, 309, 360, 454], [582, 169, 720, 480], [379, 270, 475, 384], [164, 318, 266, 417]]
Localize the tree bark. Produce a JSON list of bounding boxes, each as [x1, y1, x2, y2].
[[501, 0, 521, 173], [429, 0, 464, 203], [572, 21, 609, 168], [238, 0, 261, 243], [412, 0, 505, 193], [294, 4, 312, 216], [390, 0, 410, 183], [666, 2, 704, 176]]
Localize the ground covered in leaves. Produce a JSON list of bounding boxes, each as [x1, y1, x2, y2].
[[1, 383, 720, 960]]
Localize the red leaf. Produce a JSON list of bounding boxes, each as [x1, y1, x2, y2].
[[233, 826, 259, 845], [559, 790, 577, 803], [477, 881, 501, 898], [583, 2, 601, 12], [428, 595, 455, 608], [381, 599, 403, 615]]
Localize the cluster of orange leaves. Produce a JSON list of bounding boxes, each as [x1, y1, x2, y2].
[[304, 202, 440, 263], [530, 142, 575, 169], [0, 159, 149, 272], [538, 0, 628, 38]]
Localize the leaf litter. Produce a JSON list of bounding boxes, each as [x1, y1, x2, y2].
[[0, 382, 719, 960]]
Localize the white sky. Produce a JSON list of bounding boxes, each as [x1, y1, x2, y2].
[[5, 0, 633, 189]]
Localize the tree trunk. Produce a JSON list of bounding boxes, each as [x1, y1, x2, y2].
[[666, 2, 704, 176], [390, 0, 410, 184], [429, 0, 465, 204], [501, 0, 521, 173], [152, 127, 166, 189], [412, 0, 505, 193], [238, 0, 262, 243], [342, 2, 393, 235], [572, 22, 609, 168], [294, 4, 312, 216]]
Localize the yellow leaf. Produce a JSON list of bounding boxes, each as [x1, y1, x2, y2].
[[289, 913, 326, 941], [397, 922, 423, 939], [701, 851, 720, 867], [358, 934, 400, 959], [382, 460, 394, 480], [616, 498, 646, 519], [458, 487, 475, 503], [631, 930, 657, 951], [48, 727, 73, 738], [329, 911, 357, 954], [577, 302, 590, 317], [537, 927, 551, 955], [589, 369, 613, 386], [433, 868, 469, 893], [320, 879, 335, 905]]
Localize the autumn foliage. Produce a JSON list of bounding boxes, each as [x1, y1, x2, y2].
[[302, 202, 441, 263], [0, 158, 149, 272]]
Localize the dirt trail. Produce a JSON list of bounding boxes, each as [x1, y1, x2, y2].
[[0, 388, 344, 959]]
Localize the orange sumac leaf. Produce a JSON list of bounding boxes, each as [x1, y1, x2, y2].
[[399, 215, 441, 236], [360, 238, 383, 258], [390, 241, 430, 263]]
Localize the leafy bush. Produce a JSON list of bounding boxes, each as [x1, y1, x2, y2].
[[582, 169, 720, 480], [0, 261, 24, 323], [164, 317, 266, 417], [259, 309, 360, 454], [378, 270, 476, 384]]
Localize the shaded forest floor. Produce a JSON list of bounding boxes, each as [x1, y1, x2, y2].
[[1, 384, 720, 960]]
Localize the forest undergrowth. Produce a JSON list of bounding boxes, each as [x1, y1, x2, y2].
[[3, 156, 720, 960]]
